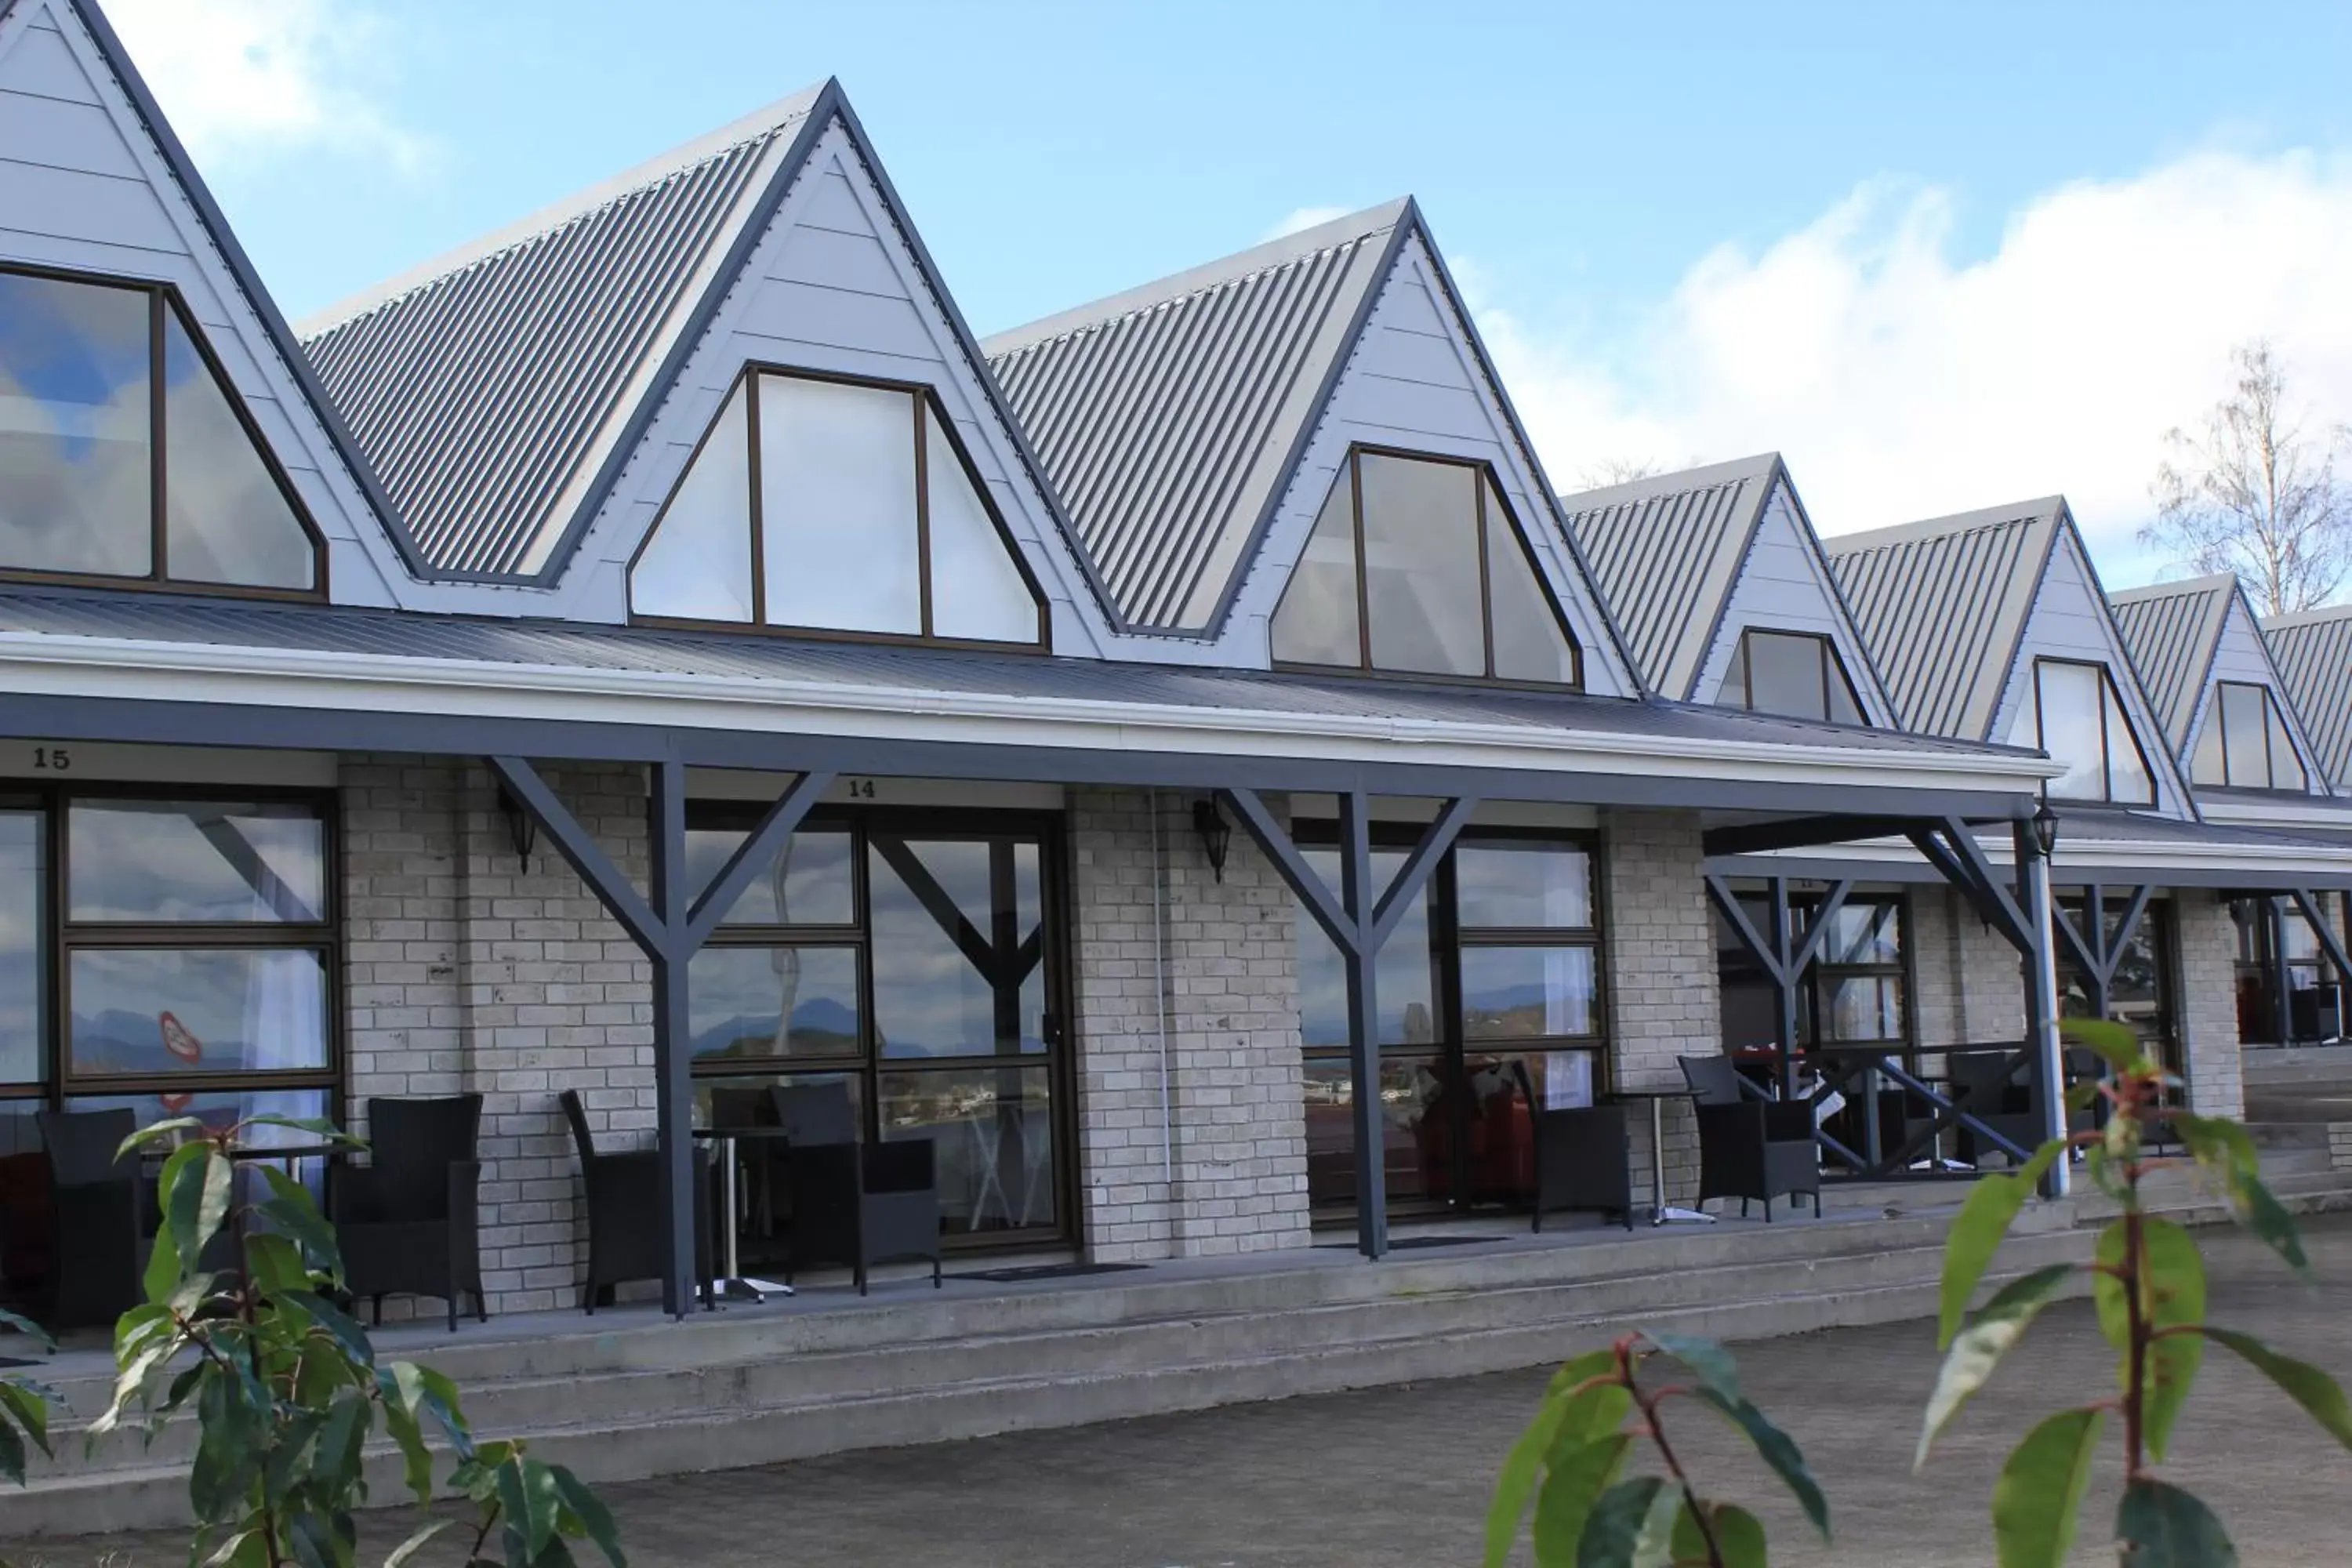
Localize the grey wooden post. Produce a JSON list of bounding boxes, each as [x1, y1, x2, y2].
[[2016, 819, 2066, 1197]]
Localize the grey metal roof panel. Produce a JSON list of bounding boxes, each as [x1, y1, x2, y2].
[[1559, 455, 1777, 695], [2264, 604, 2352, 786], [0, 586, 2019, 760], [299, 90, 822, 579], [2108, 575, 2234, 747], [982, 204, 1406, 630], [1823, 503, 2057, 738]]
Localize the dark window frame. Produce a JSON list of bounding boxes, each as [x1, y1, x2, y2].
[[625, 364, 1051, 653], [2024, 657, 2158, 806], [0, 781, 340, 1112], [1717, 628, 1868, 725], [1269, 445, 1584, 691], [2198, 681, 2305, 792], [0, 261, 329, 602]]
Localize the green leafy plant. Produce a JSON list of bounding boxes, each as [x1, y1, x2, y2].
[[1485, 1330, 1829, 1566], [0, 1305, 56, 1487], [1918, 1016, 2350, 1567], [93, 1115, 624, 1568]]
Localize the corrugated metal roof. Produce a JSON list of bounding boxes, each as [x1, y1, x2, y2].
[[2265, 604, 2352, 786], [2108, 575, 2234, 748], [1824, 502, 2059, 738], [299, 89, 824, 579], [0, 585, 2020, 759], [982, 203, 1406, 630], [1559, 455, 1776, 696]]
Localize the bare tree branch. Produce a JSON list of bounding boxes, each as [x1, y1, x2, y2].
[[2143, 339, 2352, 615]]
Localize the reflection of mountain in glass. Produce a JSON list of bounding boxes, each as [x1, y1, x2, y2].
[[692, 996, 860, 1058], [71, 1008, 249, 1075]]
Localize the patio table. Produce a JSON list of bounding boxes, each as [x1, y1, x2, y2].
[[1602, 1089, 1715, 1226], [691, 1127, 795, 1301]]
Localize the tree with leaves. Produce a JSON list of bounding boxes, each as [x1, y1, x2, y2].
[[2144, 340, 2352, 615]]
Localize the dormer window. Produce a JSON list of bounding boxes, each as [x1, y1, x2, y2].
[[2194, 681, 2307, 792], [2007, 658, 2155, 805], [0, 266, 321, 594], [1272, 448, 1580, 686], [628, 368, 1047, 648], [1715, 629, 1865, 724]]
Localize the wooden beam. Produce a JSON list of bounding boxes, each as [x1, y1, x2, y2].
[[1370, 797, 1477, 953], [488, 756, 666, 955], [681, 769, 835, 951]]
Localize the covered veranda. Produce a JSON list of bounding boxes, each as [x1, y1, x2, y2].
[[0, 592, 2059, 1314]]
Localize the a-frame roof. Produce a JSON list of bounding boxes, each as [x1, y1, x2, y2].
[[2108, 575, 2235, 748], [985, 203, 1406, 632], [2264, 604, 2352, 788], [0, 0, 409, 598], [1822, 499, 2060, 739]]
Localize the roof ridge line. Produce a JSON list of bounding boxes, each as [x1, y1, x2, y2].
[[2109, 572, 2239, 603], [1556, 452, 1780, 513], [1820, 496, 2066, 555]]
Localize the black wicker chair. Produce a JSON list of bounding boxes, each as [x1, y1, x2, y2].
[[37, 1108, 145, 1330], [769, 1083, 942, 1295], [1679, 1055, 1820, 1221], [557, 1091, 712, 1313], [1529, 1102, 1634, 1232], [328, 1095, 486, 1331]]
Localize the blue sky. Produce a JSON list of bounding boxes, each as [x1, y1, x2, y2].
[[107, 0, 2352, 580]]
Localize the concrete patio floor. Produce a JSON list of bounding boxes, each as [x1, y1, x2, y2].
[[8, 1215, 2350, 1566]]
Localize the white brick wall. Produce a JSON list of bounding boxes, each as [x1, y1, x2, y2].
[[1068, 789, 1309, 1261], [1601, 810, 1716, 1207], [2174, 891, 2245, 1119]]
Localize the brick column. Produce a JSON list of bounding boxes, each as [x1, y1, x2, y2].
[[2173, 891, 2245, 1120], [1601, 810, 1719, 1208]]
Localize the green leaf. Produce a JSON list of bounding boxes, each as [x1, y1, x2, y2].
[[312, 1390, 370, 1494], [1641, 1331, 1743, 1403], [258, 1169, 344, 1282], [1490, 1351, 1617, 1566], [1690, 1386, 1829, 1540], [0, 1308, 54, 1354], [1575, 1475, 1678, 1568], [2064, 1016, 2144, 1076], [116, 1117, 206, 1158], [1530, 1434, 1631, 1567], [2139, 1220, 2206, 1462], [377, 1366, 435, 1504], [198, 1527, 266, 1568], [245, 1232, 314, 1298], [548, 1465, 626, 1568], [2172, 1114, 2310, 1279], [2063, 1078, 2105, 1112], [0, 1413, 26, 1486], [2200, 1327, 2352, 1450], [282, 1290, 374, 1370], [0, 1381, 50, 1461], [162, 1139, 233, 1282], [2233, 1170, 2310, 1277], [499, 1457, 564, 1559], [286, 1509, 356, 1568], [1669, 1500, 1767, 1568], [1916, 1261, 2078, 1467], [387, 1522, 453, 1567], [1991, 1406, 2103, 1568], [416, 1363, 476, 1454], [2115, 1478, 2238, 1566], [1938, 1139, 2065, 1349]]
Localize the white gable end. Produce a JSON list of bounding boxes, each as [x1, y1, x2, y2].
[[1221, 234, 1635, 693], [0, 0, 405, 604], [1992, 527, 2192, 816], [559, 120, 1111, 653], [2184, 593, 2327, 790], [1690, 480, 1895, 722]]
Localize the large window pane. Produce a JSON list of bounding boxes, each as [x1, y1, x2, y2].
[[2220, 682, 2268, 786], [1819, 902, 1900, 964], [1271, 470, 1361, 666], [1460, 946, 1597, 1039], [1454, 844, 1592, 929], [1745, 630, 1831, 720], [880, 1065, 1054, 1232], [1820, 976, 1903, 1042], [759, 375, 920, 634], [1484, 481, 1576, 684], [161, 309, 313, 590], [70, 800, 325, 923], [1302, 1054, 1447, 1210], [2022, 662, 2106, 800], [2100, 676, 2154, 804], [684, 826, 855, 927], [0, 812, 40, 1083], [68, 947, 328, 1076], [923, 416, 1036, 643], [630, 380, 753, 621], [1359, 453, 1483, 676], [0, 271, 151, 577], [868, 838, 1044, 1058], [2264, 695, 2307, 790], [687, 945, 862, 1061], [1298, 848, 1435, 1049]]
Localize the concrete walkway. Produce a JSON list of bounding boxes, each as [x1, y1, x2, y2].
[[9, 1219, 2352, 1566]]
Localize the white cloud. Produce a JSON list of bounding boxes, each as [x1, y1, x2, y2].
[[102, 0, 430, 174], [1263, 205, 1352, 243], [1474, 151, 2352, 586]]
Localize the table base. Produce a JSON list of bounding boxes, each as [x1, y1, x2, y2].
[[716, 1276, 794, 1302], [1650, 1205, 1715, 1226]]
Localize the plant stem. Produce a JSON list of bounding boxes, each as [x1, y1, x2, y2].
[[223, 1139, 287, 1568], [1621, 1344, 1722, 1568], [2118, 1080, 2149, 1483]]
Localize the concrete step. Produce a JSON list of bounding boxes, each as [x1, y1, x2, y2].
[[2241, 1047, 2352, 1091]]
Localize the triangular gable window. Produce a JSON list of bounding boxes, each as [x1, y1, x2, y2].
[[2006, 659, 2155, 805], [1715, 629, 1867, 724], [2194, 682, 2307, 792], [629, 368, 1046, 647], [0, 266, 321, 593], [1272, 449, 1579, 685]]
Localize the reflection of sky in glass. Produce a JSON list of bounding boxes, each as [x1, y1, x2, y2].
[[161, 309, 314, 589], [686, 828, 854, 926], [1460, 946, 1595, 1039], [869, 839, 1044, 1058], [879, 1065, 1053, 1230], [0, 813, 39, 1082], [0, 270, 152, 575], [688, 945, 860, 1059], [1298, 848, 1433, 1049], [71, 801, 325, 923], [70, 948, 327, 1076], [1454, 845, 1591, 929]]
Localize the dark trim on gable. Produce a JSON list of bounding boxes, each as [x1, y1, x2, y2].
[[1980, 510, 2067, 743], [1679, 461, 1775, 703], [58, 0, 427, 584], [1762, 459, 1904, 728]]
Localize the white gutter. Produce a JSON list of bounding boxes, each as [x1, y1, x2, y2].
[[0, 631, 2060, 796], [2195, 796, 2352, 835], [1748, 829, 2352, 878]]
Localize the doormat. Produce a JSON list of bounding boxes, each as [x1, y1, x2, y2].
[[962, 1262, 1149, 1284], [1315, 1234, 1490, 1251]]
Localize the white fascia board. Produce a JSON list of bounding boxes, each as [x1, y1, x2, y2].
[[0, 631, 2056, 797], [2194, 796, 2352, 835]]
